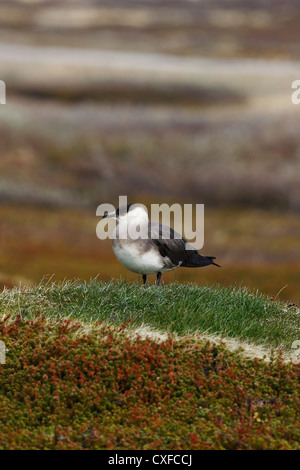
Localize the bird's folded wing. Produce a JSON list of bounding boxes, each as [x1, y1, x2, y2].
[[148, 222, 197, 264]]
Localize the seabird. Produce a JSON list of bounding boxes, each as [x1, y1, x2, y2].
[[103, 203, 220, 286]]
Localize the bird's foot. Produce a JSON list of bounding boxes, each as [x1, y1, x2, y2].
[[156, 272, 162, 286]]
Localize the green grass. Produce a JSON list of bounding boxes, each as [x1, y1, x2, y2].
[[1, 279, 299, 352]]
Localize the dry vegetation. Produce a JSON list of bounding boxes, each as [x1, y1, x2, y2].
[[1, 0, 300, 60], [1, 100, 300, 210]]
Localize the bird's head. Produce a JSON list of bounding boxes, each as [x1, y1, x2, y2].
[[103, 203, 149, 224]]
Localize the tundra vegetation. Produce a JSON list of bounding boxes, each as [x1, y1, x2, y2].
[[0, 280, 299, 450]]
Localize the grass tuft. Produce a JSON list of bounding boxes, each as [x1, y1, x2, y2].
[[1, 279, 299, 352]]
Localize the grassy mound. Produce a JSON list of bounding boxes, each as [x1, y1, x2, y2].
[[1, 279, 299, 352], [0, 281, 299, 449]]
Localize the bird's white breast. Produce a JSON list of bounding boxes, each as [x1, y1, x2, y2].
[[112, 242, 164, 274]]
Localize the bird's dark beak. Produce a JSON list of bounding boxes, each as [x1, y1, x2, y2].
[[102, 211, 116, 219]]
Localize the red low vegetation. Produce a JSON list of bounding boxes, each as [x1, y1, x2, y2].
[[0, 314, 299, 449]]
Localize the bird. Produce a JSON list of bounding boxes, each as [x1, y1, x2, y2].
[[103, 203, 220, 286]]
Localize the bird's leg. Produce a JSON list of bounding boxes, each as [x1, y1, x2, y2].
[[156, 272, 162, 286], [142, 274, 147, 286]]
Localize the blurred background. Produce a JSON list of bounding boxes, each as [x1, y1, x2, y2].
[[0, 0, 299, 302]]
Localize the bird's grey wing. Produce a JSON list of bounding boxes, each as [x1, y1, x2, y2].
[[148, 222, 197, 266]]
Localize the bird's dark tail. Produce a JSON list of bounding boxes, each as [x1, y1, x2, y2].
[[181, 254, 221, 268]]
